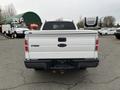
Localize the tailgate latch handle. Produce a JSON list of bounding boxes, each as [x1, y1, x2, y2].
[[58, 43, 67, 48], [58, 37, 66, 42]]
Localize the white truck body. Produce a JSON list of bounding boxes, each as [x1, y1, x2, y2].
[[2, 24, 11, 34], [12, 28, 29, 34], [2, 24, 29, 38], [24, 21, 99, 70]]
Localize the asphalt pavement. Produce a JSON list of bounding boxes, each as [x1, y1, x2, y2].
[[0, 35, 120, 90]]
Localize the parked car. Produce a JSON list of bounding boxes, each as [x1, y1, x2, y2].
[[24, 21, 99, 71], [11, 27, 29, 38], [1, 24, 29, 38], [114, 28, 120, 39], [98, 28, 116, 35]]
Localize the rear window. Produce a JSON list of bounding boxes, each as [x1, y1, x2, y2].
[[42, 21, 76, 30]]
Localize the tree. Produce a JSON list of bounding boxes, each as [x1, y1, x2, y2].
[[103, 16, 116, 27], [0, 6, 2, 24], [77, 20, 84, 29], [116, 23, 120, 28], [77, 16, 84, 29], [2, 4, 17, 19]]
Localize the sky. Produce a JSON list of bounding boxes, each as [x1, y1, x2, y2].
[[0, 0, 120, 23]]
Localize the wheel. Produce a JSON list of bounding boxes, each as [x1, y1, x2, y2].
[[3, 31, 6, 36], [8, 31, 10, 34], [34, 68, 39, 71], [99, 33, 102, 36], [80, 67, 87, 70], [34, 68, 44, 71], [12, 32, 17, 38], [105, 33, 107, 35], [116, 36, 120, 39], [14, 33, 17, 38]]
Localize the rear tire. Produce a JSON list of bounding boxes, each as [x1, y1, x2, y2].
[[116, 36, 120, 39], [105, 33, 107, 35], [11, 34, 14, 39], [99, 32, 102, 36], [12, 32, 17, 38], [14, 33, 17, 38], [80, 67, 87, 70], [34, 68, 44, 71], [3, 31, 6, 36], [100, 33, 102, 36]]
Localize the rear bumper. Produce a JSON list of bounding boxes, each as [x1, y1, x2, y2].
[[24, 58, 99, 70]]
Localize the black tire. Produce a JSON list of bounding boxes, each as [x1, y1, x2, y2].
[[12, 32, 17, 38], [116, 36, 120, 39], [11, 34, 15, 39], [14, 33, 17, 38], [105, 33, 107, 35], [8, 31, 11, 35], [80, 67, 87, 70], [99, 33, 102, 36], [3, 31, 6, 36], [34, 68, 44, 71]]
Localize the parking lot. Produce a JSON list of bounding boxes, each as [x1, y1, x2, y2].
[[0, 35, 120, 90]]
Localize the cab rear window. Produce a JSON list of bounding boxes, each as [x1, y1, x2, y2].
[[43, 21, 76, 30]]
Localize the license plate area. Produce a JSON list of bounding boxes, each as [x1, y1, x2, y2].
[[48, 60, 78, 69]]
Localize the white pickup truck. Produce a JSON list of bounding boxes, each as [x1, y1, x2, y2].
[[24, 21, 99, 70]]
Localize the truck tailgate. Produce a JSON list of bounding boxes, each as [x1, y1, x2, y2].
[[26, 30, 97, 59]]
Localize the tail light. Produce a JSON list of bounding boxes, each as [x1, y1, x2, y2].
[[25, 39, 29, 52], [95, 38, 99, 51]]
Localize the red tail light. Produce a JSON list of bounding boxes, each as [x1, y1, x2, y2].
[[95, 38, 99, 51], [25, 39, 29, 52]]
